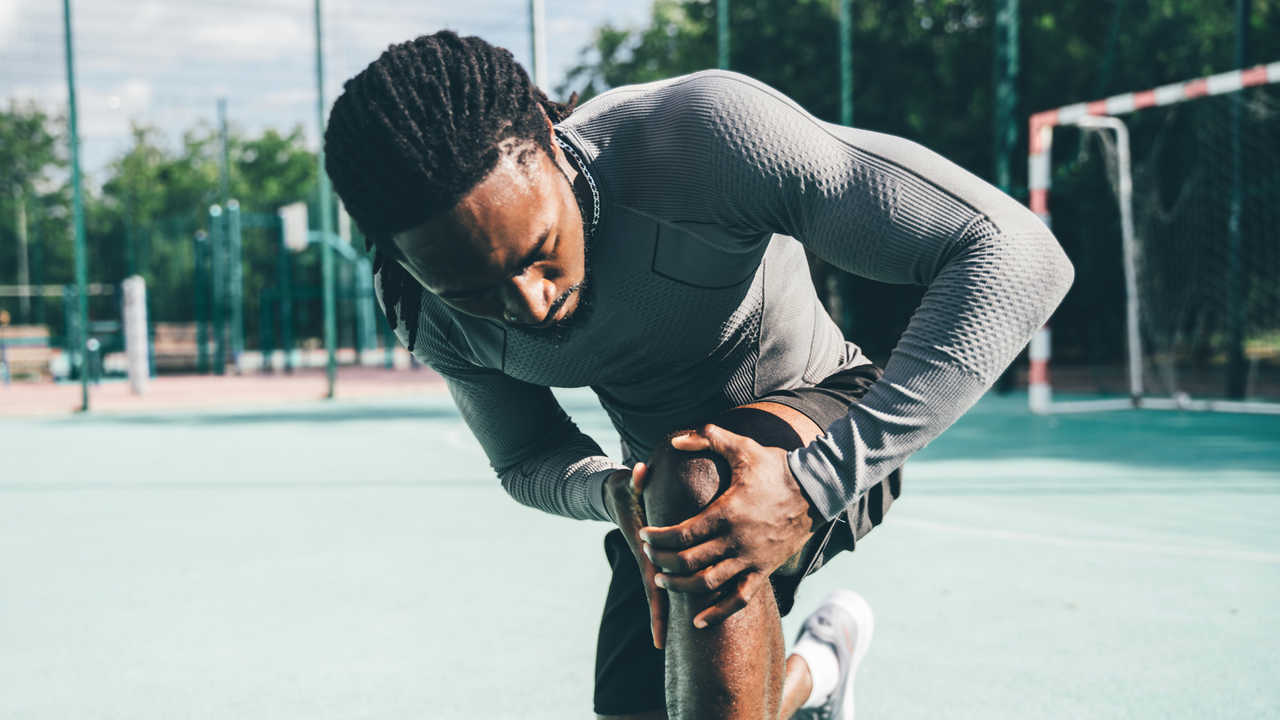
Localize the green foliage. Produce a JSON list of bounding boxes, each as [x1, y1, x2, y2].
[[0, 101, 64, 193], [0, 103, 74, 328], [563, 0, 1280, 365], [92, 122, 318, 328]]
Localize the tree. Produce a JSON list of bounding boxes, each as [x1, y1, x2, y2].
[[563, 0, 1279, 365], [95, 122, 318, 328], [0, 102, 71, 326]]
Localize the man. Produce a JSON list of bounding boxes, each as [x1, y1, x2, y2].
[[324, 31, 1072, 720]]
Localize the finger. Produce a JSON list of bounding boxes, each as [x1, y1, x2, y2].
[[654, 557, 748, 594], [692, 571, 768, 629], [640, 506, 729, 549], [668, 430, 710, 453], [647, 579, 668, 650], [631, 462, 648, 496], [690, 423, 757, 464], [643, 536, 734, 574]]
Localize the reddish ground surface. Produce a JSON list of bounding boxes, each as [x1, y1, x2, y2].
[[0, 366, 448, 417]]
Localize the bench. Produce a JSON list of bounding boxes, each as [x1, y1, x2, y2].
[[0, 325, 56, 381]]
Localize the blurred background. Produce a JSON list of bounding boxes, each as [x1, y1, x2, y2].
[[1, 3, 1278, 719], [0, 0, 1278, 407]]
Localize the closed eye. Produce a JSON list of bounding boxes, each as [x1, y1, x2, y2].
[[437, 229, 555, 301]]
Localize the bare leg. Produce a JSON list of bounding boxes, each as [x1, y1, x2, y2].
[[598, 656, 812, 720], [779, 655, 814, 719], [644, 403, 824, 720]]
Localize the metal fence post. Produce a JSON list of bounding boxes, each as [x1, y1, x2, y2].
[[209, 204, 226, 374], [227, 199, 244, 364], [62, 0, 90, 411]]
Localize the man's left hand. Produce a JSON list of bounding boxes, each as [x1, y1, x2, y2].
[[639, 424, 824, 629]]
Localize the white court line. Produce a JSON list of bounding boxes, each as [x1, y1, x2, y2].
[[896, 517, 1280, 564]]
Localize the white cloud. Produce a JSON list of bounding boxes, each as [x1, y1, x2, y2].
[[2, 0, 660, 174], [78, 79, 154, 140], [0, 0, 17, 43], [191, 14, 312, 63]]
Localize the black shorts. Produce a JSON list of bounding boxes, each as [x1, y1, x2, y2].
[[592, 362, 903, 716]]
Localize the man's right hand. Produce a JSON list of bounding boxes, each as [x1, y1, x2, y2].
[[604, 464, 668, 649]]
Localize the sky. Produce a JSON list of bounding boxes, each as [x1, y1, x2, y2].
[[0, 0, 656, 177]]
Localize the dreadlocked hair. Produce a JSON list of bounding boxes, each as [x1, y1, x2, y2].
[[324, 30, 576, 352]]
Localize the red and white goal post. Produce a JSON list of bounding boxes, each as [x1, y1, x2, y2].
[[1027, 61, 1280, 415]]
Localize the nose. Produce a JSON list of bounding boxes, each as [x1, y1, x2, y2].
[[501, 272, 555, 325]]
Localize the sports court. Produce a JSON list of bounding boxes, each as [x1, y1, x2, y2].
[[3, 386, 1277, 719], [3, 0, 1280, 718]]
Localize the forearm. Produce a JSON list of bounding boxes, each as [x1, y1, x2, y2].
[[498, 433, 627, 522], [788, 227, 1073, 519]]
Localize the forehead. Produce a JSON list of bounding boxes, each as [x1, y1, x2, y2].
[[391, 145, 559, 291]]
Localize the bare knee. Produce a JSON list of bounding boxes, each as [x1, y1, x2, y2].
[[643, 435, 730, 529], [643, 406, 813, 530]]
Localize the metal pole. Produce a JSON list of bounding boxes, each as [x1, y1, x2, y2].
[[1225, 0, 1248, 399], [260, 288, 274, 372], [315, 0, 337, 398], [1076, 117, 1142, 403], [123, 194, 135, 279], [718, 0, 730, 70], [993, 0, 1019, 193], [210, 204, 226, 375], [62, 0, 90, 411], [218, 98, 231, 206], [195, 230, 209, 374], [227, 199, 244, 361], [839, 0, 853, 127], [529, 0, 548, 89], [30, 194, 44, 327], [15, 187, 30, 323], [278, 226, 294, 373]]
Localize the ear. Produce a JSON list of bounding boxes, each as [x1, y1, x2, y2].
[[546, 117, 569, 169]]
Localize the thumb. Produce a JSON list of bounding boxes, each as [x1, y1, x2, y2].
[[691, 423, 753, 464], [631, 462, 649, 495]]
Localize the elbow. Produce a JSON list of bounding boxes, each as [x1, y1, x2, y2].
[[1042, 231, 1075, 306]]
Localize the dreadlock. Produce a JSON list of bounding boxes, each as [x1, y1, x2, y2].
[[324, 31, 576, 352]]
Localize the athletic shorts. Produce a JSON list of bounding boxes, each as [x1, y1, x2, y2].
[[592, 362, 903, 716]]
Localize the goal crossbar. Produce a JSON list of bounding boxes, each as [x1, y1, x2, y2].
[[1025, 62, 1280, 415]]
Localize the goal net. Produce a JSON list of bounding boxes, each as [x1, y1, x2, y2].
[[1028, 63, 1280, 414]]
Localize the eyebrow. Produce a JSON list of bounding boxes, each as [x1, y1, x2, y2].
[[436, 228, 554, 301]]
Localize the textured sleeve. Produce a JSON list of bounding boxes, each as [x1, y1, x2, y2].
[[679, 72, 1075, 519], [376, 272, 626, 522]]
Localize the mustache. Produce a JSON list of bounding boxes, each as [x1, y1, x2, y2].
[[542, 281, 583, 322]]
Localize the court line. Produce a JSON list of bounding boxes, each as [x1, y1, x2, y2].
[[895, 517, 1280, 564]]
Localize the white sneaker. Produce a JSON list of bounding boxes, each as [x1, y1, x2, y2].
[[793, 590, 874, 720]]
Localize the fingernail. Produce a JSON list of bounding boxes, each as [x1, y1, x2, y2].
[[639, 529, 650, 542], [694, 618, 707, 629], [654, 574, 667, 588], [641, 542, 652, 558]]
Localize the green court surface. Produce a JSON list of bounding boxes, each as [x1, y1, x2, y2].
[[2, 391, 1278, 719]]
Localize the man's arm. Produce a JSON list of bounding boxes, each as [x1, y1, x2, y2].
[[639, 72, 1072, 626], [444, 367, 624, 522], [694, 72, 1074, 517], [376, 271, 626, 522]]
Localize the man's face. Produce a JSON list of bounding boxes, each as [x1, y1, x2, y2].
[[390, 137, 587, 331]]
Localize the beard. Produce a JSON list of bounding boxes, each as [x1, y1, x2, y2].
[[509, 246, 595, 344]]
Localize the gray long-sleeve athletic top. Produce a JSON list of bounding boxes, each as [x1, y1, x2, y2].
[[379, 71, 1073, 524]]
